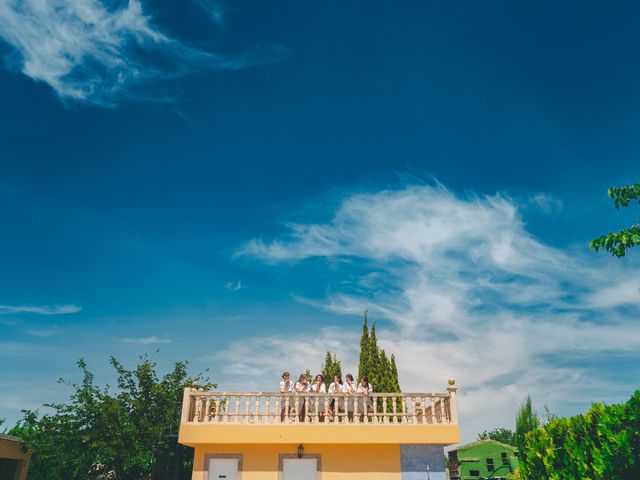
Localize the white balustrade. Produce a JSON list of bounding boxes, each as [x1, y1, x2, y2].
[[181, 384, 458, 426]]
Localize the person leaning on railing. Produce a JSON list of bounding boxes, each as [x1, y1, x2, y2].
[[279, 371, 294, 421], [357, 376, 373, 421], [327, 375, 343, 421], [309, 374, 327, 422], [294, 373, 310, 422], [342, 373, 357, 422]]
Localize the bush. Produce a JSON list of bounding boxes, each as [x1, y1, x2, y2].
[[520, 391, 640, 480]]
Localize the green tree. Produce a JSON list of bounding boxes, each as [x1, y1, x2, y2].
[[358, 310, 370, 382], [519, 391, 640, 480], [389, 355, 400, 392], [515, 395, 539, 459], [590, 182, 640, 257], [356, 311, 401, 394], [477, 427, 516, 446], [9, 355, 213, 480], [321, 352, 342, 384]]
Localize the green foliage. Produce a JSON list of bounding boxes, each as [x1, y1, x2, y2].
[[356, 312, 400, 393], [515, 395, 539, 458], [358, 310, 370, 383], [477, 427, 516, 446], [519, 391, 640, 480], [8, 355, 213, 480], [355, 311, 402, 417], [321, 352, 342, 384], [506, 469, 525, 480], [590, 182, 640, 257]]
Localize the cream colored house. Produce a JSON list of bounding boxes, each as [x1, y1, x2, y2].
[[0, 433, 31, 480], [179, 379, 460, 480]]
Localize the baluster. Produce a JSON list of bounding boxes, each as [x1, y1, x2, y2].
[[245, 395, 251, 423], [402, 395, 408, 424], [294, 396, 300, 424], [430, 397, 438, 423], [305, 394, 311, 423], [205, 397, 211, 423], [276, 395, 282, 424], [364, 394, 370, 424], [411, 395, 418, 424], [214, 397, 221, 423], [392, 396, 397, 424], [372, 395, 378, 424], [253, 393, 262, 423], [382, 395, 388, 423], [284, 395, 290, 423], [265, 395, 271, 424], [234, 395, 241, 423], [353, 393, 360, 424], [314, 396, 319, 423], [443, 396, 450, 423], [418, 396, 425, 424], [324, 396, 329, 424], [223, 396, 229, 423], [194, 397, 202, 423]]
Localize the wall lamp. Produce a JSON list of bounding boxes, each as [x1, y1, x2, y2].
[[297, 444, 304, 459]]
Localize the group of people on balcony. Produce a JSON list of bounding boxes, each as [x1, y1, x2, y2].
[[279, 371, 373, 422]]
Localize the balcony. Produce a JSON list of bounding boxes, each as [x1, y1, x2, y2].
[[179, 379, 460, 446]]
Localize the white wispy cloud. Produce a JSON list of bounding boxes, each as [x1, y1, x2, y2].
[[122, 335, 171, 345], [0, 0, 289, 106], [232, 184, 640, 442], [530, 192, 563, 215], [225, 280, 244, 291], [0, 304, 81, 315]]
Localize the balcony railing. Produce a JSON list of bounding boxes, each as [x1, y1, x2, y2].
[[181, 380, 458, 426]]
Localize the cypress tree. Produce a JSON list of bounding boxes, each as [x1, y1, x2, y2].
[[356, 311, 401, 394], [390, 354, 400, 392], [378, 349, 391, 393], [368, 322, 380, 386], [321, 351, 342, 385], [358, 310, 370, 381], [515, 394, 539, 458]]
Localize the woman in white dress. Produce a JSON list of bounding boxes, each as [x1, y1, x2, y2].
[[294, 374, 310, 422], [279, 371, 294, 422], [327, 375, 343, 421], [342, 373, 357, 422], [357, 376, 373, 421], [310, 374, 327, 422]]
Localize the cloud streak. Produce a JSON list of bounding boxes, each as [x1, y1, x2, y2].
[[233, 184, 640, 441], [0, 0, 289, 106], [0, 304, 81, 315], [122, 336, 171, 345]]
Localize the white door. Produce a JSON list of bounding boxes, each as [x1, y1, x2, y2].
[[208, 458, 239, 480], [283, 458, 317, 480]]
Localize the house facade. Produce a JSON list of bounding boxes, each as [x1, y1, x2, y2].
[[178, 379, 460, 480], [0, 433, 31, 480], [447, 439, 518, 480]]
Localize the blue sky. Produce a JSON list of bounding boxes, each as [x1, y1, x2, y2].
[[1, 0, 639, 442]]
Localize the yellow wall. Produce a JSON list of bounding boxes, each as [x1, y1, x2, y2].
[[192, 444, 402, 480], [180, 423, 459, 446], [0, 439, 31, 480]]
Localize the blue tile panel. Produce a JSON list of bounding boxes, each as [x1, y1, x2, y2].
[[400, 444, 446, 480]]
